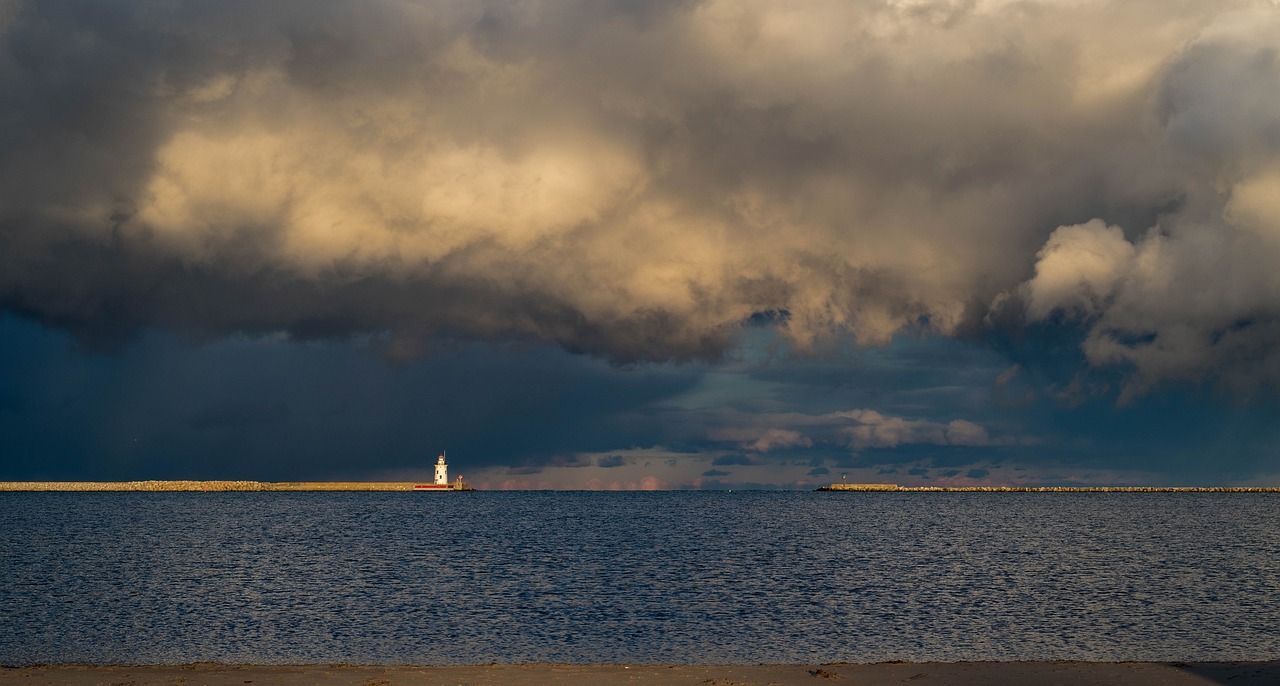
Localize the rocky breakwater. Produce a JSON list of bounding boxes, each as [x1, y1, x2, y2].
[[816, 483, 901, 491], [816, 484, 1280, 492], [0, 481, 424, 491]]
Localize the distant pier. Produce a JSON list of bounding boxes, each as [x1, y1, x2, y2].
[[817, 483, 901, 491], [0, 481, 473, 492], [817, 483, 1280, 492]]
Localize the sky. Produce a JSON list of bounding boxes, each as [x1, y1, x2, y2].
[[2, 0, 1280, 488]]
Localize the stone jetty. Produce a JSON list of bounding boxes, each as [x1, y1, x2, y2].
[[817, 483, 1280, 492], [0, 481, 431, 492]]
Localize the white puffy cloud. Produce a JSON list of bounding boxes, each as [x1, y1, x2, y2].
[[707, 407, 1014, 451], [1009, 7, 1280, 396], [709, 427, 814, 452], [1023, 220, 1135, 320], [838, 409, 1008, 449], [1225, 165, 1280, 247]]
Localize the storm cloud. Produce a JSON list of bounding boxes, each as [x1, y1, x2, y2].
[[2, 0, 1279, 389]]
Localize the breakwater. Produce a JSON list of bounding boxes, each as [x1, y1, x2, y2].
[[0, 481, 429, 492], [817, 483, 1280, 492]]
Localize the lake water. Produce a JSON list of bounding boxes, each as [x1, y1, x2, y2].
[[2, 491, 1278, 665]]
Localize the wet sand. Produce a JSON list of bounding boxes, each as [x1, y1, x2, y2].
[[4, 663, 1279, 685]]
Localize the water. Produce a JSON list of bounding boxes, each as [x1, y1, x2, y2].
[[2, 491, 1278, 665]]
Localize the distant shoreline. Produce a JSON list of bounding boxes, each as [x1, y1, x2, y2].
[[1, 481, 1279, 492]]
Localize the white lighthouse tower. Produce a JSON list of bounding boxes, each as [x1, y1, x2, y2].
[[434, 453, 448, 485]]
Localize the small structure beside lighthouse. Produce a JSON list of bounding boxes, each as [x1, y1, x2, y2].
[[414, 452, 475, 491]]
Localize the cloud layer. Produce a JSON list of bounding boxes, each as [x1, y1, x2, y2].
[[1, 0, 1278, 389], [1006, 8, 1280, 396]]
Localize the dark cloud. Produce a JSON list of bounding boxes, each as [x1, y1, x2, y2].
[[548, 454, 593, 468], [2, 1, 1280, 485], [0, 0, 1274, 385], [597, 455, 626, 469], [0, 316, 701, 480], [187, 401, 289, 430]]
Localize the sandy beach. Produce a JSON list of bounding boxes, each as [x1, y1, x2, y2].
[[4, 663, 1280, 685]]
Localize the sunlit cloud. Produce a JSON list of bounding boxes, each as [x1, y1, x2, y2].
[[0, 0, 1273, 384]]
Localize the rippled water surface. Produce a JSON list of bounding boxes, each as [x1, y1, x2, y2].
[[2, 491, 1279, 664]]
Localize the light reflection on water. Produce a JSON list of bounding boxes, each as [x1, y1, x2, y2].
[[1, 491, 1278, 664]]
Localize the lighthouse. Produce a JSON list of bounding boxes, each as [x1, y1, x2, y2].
[[434, 453, 448, 485], [413, 451, 473, 491]]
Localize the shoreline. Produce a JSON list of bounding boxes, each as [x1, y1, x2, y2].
[[5, 662, 1280, 685]]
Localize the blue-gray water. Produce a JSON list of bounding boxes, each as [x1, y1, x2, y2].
[[2, 491, 1278, 665]]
